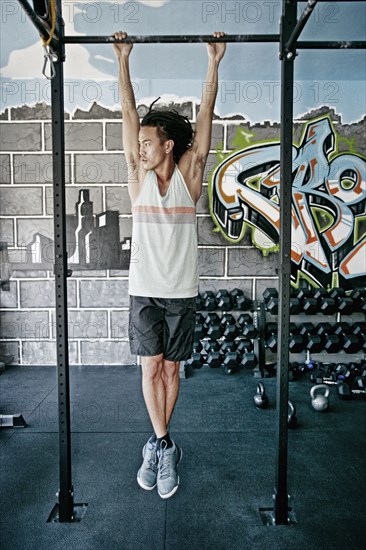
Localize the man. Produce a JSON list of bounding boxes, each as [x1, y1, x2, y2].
[[113, 31, 226, 499]]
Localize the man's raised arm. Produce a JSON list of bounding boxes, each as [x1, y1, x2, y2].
[[113, 32, 142, 203], [179, 32, 226, 204]]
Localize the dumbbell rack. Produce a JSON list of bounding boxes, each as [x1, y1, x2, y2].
[[261, 286, 366, 381], [180, 289, 264, 378], [180, 286, 366, 381]]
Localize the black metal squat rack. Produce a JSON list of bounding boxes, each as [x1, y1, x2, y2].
[[16, 0, 366, 526]]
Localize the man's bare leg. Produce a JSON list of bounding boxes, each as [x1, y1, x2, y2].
[[140, 356, 181, 499], [141, 354, 167, 438], [162, 359, 180, 427]]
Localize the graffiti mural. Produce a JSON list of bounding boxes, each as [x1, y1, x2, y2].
[[210, 116, 366, 290]]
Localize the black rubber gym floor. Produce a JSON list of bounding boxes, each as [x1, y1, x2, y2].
[[1, 364, 365, 550]]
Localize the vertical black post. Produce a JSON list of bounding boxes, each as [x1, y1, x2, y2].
[[51, 1, 74, 522], [274, 0, 297, 525]]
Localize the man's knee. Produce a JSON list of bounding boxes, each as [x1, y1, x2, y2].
[[162, 359, 179, 383], [141, 354, 164, 383]]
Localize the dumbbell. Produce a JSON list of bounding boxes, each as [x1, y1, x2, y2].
[[204, 342, 221, 366], [195, 312, 206, 325], [337, 374, 366, 399], [206, 322, 223, 340], [223, 352, 240, 375], [289, 361, 304, 381], [335, 362, 363, 386], [205, 312, 222, 340], [237, 313, 257, 339], [266, 294, 301, 314], [281, 289, 302, 313], [216, 289, 232, 311], [206, 351, 222, 368], [288, 326, 306, 353], [195, 312, 207, 336], [236, 339, 253, 353], [201, 290, 216, 311], [309, 361, 325, 384], [230, 287, 243, 302], [194, 322, 206, 341], [204, 312, 221, 327], [309, 362, 337, 384], [337, 381, 352, 399], [203, 310, 221, 339], [185, 352, 205, 369], [328, 288, 354, 315], [296, 288, 318, 315], [220, 313, 236, 326], [315, 323, 342, 352], [220, 340, 236, 354], [230, 288, 252, 310], [306, 334, 323, 352], [353, 376, 366, 398], [349, 288, 366, 312], [315, 322, 332, 337], [300, 323, 323, 352], [313, 288, 337, 315], [289, 296, 301, 314], [194, 313, 206, 339], [352, 321, 366, 336], [265, 324, 306, 353], [265, 323, 278, 351], [222, 324, 237, 341], [241, 351, 258, 368], [192, 340, 204, 354], [195, 339, 208, 359], [333, 322, 363, 353], [222, 339, 256, 368], [352, 322, 366, 350], [237, 313, 253, 325], [263, 287, 279, 314]]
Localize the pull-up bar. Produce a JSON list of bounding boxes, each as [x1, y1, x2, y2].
[[64, 34, 280, 44], [16, 0, 366, 50], [63, 34, 366, 49], [63, 35, 366, 49], [297, 40, 366, 49]]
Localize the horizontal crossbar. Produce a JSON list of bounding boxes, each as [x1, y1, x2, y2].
[[298, 40, 366, 49], [64, 34, 280, 44], [63, 36, 366, 49]]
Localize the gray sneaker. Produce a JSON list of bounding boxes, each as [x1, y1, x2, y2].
[[137, 436, 158, 491], [157, 441, 182, 499]]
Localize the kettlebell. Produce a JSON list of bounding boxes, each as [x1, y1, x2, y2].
[[254, 382, 269, 408], [310, 384, 329, 412], [288, 400, 297, 428]]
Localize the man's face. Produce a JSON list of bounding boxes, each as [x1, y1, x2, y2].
[[138, 126, 168, 170]]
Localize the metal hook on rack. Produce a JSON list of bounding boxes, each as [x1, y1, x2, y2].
[[42, 45, 57, 80]]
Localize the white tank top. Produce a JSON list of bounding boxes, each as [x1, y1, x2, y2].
[[129, 166, 199, 298]]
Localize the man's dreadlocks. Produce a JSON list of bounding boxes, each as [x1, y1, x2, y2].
[[141, 98, 194, 164]]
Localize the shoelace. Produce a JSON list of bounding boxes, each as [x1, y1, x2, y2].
[[158, 444, 173, 480], [145, 444, 158, 472]]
